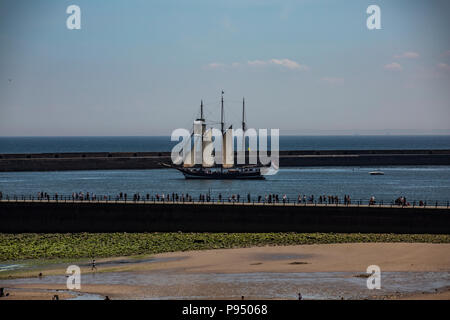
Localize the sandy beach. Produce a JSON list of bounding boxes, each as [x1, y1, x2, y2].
[[1, 243, 450, 300], [138, 243, 450, 273]]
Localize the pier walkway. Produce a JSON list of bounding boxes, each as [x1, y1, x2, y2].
[[0, 198, 449, 210]]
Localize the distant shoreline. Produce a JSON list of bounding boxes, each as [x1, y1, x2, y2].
[[2, 135, 450, 155], [1, 149, 449, 172]]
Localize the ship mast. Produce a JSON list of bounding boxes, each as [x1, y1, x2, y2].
[[200, 100, 204, 166], [200, 100, 204, 120], [242, 97, 246, 132], [221, 91, 224, 134], [221, 91, 224, 172], [242, 97, 246, 156]]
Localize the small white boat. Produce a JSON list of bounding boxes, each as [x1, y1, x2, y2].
[[369, 171, 384, 175]]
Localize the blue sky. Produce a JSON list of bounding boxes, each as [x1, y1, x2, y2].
[[0, 0, 449, 136]]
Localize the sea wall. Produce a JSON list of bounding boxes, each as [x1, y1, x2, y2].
[[0, 149, 449, 172], [1, 201, 449, 234]]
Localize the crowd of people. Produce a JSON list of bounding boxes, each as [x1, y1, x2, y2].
[[394, 197, 428, 207], [71, 192, 108, 201], [0, 190, 442, 207], [125, 193, 353, 205]]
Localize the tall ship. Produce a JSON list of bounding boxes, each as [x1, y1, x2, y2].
[[164, 92, 266, 179]]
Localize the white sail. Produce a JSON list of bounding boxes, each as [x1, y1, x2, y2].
[[202, 128, 214, 167], [182, 142, 194, 167], [222, 127, 234, 168], [193, 120, 204, 165], [183, 120, 204, 167]]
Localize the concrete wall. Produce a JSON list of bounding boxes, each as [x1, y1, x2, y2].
[[1, 150, 449, 172], [1, 202, 449, 234]]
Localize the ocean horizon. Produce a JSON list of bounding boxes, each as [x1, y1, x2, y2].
[[1, 135, 450, 154]]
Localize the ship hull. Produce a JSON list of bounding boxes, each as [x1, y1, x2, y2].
[[178, 168, 265, 180]]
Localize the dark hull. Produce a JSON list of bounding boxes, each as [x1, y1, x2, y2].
[[178, 168, 265, 180]]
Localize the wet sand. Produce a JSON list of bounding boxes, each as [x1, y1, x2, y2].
[[397, 287, 450, 300], [0, 287, 74, 300], [140, 243, 450, 273], [1, 243, 449, 300]]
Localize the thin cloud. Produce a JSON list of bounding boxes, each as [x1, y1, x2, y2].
[[437, 63, 450, 72], [204, 63, 225, 70], [205, 59, 308, 71], [394, 52, 419, 59], [384, 62, 402, 71], [248, 58, 308, 70], [247, 60, 268, 66], [270, 58, 307, 70]]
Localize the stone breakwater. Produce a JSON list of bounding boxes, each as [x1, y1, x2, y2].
[[0, 149, 449, 172], [0, 200, 449, 234]]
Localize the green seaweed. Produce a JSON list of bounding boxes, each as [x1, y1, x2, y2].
[[1, 232, 449, 262]]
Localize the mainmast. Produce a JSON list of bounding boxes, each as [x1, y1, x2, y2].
[[221, 91, 224, 134], [242, 97, 246, 132], [200, 100, 204, 120], [242, 97, 246, 155], [189, 100, 206, 168], [200, 100, 204, 162], [221, 91, 224, 172], [196, 99, 204, 121]]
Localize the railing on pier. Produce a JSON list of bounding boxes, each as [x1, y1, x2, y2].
[[0, 194, 449, 209]]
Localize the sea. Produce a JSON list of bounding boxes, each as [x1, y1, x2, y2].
[[0, 136, 449, 203], [1, 135, 450, 154]]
